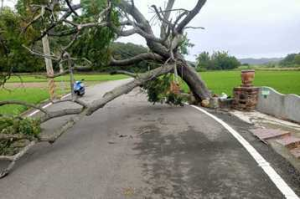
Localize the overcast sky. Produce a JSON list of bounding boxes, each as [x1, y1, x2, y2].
[[4, 0, 300, 61]]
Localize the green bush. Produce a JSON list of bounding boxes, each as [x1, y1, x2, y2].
[[0, 117, 41, 155], [143, 75, 186, 106]]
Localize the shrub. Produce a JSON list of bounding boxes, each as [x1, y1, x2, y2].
[[0, 117, 41, 155], [142, 75, 186, 106]]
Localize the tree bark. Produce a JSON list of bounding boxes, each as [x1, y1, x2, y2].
[[116, 0, 211, 101], [178, 62, 211, 101]]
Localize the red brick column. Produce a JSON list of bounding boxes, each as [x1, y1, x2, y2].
[[232, 87, 259, 111]]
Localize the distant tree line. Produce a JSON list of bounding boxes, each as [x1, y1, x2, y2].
[[279, 53, 300, 67], [196, 51, 241, 71]]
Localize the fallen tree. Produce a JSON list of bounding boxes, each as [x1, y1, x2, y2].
[[0, 0, 211, 178]]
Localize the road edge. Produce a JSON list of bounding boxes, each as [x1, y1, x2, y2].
[[26, 93, 71, 117], [190, 105, 299, 199]]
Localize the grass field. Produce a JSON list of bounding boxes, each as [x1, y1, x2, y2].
[[1, 71, 299, 115], [0, 88, 49, 115], [237, 66, 300, 71], [0, 74, 127, 115], [193, 71, 300, 96], [6, 74, 127, 83]]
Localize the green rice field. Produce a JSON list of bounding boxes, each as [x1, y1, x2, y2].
[[1, 71, 299, 115], [193, 71, 300, 96]]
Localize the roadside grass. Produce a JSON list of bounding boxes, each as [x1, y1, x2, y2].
[[0, 88, 50, 115], [7, 74, 127, 83], [181, 71, 300, 96], [1, 74, 127, 116]]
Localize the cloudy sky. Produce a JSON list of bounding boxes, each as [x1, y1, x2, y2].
[[4, 0, 300, 61], [117, 0, 300, 61]]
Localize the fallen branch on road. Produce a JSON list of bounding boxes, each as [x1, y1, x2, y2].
[[0, 63, 174, 178], [0, 0, 212, 178], [0, 141, 36, 178]]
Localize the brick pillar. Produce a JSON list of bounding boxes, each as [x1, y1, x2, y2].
[[232, 87, 259, 111]]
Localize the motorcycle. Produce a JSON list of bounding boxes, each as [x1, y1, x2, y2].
[[73, 80, 85, 97]]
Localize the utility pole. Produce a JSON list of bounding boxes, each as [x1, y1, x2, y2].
[[68, 59, 75, 100], [59, 62, 66, 93], [64, 52, 75, 100], [42, 34, 56, 100], [1, 0, 4, 9]]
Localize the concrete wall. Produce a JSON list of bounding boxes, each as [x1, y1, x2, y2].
[[257, 87, 300, 123]]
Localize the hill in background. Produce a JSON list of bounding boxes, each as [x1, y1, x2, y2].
[[239, 58, 283, 65]]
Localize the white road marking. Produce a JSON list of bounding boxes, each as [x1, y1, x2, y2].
[[190, 105, 299, 199], [27, 103, 52, 117], [27, 93, 71, 117], [61, 93, 71, 99]]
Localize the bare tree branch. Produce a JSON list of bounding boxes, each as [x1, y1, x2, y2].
[[161, 0, 175, 26], [184, 26, 205, 30], [119, 20, 132, 26], [39, 110, 87, 144], [110, 21, 138, 36], [61, 4, 81, 12], [0, 100, 49, 115], [36, 64, 175, 145], [176, 0, 206, 33], [47, 29, 77, 37], [23, 45, 60, 61], [41, 108, 84, 123], [86, 63, 175, 115], [110, 52, 163, 66], [116, 0, 170, 57], [51, 98, 88, 108], [151, 5, 173, 29], [110, 70, 137, 78], [0, 141, 36, 178], [65, 0, 79, 16]]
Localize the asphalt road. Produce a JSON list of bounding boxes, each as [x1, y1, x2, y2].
[[0, 80, 299, 199]]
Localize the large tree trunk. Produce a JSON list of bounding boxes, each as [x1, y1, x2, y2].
[[116, 0, 211, 101], [178, 62, 211, 101]]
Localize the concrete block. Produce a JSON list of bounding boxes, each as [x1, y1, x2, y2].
[[257, 87, 300, 123], [251, 129, 291, 142], [276, 136, 300, 149]]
